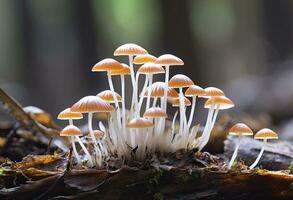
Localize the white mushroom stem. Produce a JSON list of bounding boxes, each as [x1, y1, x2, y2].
[[128, 55, 137, 112], [68, 119, 93, 167], [137, 76, 149, 115], [107, 71, 122, 129], [121, 74, 126, 128], [152, 97, 158, 107], [71, 136, 81, 165], [249, 139, 267, 169], [179, 87, 184, 135], [198, 104, 216, 152], [145, 74, 153, 111], [88, 112, 102, 166], [228, 137, 241, 169], [163, 65, 170, 111], [187, 96, 197, 130]]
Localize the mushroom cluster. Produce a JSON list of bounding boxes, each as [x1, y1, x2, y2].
[[57, 43, 235, 167], [227, 123, 278, 169]]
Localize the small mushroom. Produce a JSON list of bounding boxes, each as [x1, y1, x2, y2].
[[228, 123, 253, 169], [133, 54, 157, 65], [249, 128, 278, 169]]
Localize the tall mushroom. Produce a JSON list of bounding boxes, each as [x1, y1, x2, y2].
[[198, 96, 234, 152], [228, 123, 253, 169], [249, 128, 278, 169], [57, 108, 93, 167], [133, 54, 157, 65], [71, 96, 114, 167], [114, 43, 148, 111], [92, 58, 124, 129], [168, 74, 194, 135]]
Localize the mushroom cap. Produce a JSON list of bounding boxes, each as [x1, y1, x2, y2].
[[229, 123, 253, 136], [254, 128, 278, 140], [86, 130, 105, 140], [114, 43, 148, 56], [97, 90, 122, 103], [185, 85, 206, 97], [202, 87, 225, 98], [142, 82, 179, 98], [168, 74, 194, 88], [143, 107, 167, 118], [57, 108, 83, 120], [126, 117, 153, 128], [23, 106, 52, 125], [92, 58, 124, 72], [204, 96, 234, 110], [155, 54, 184, 66], [110, 63, 131, 76], [169, 97, 192, 107], [60, 125, 82, 137], [133, 54, 157, 64], [137, 63, 165, 74], [71, 96, 114, 113]]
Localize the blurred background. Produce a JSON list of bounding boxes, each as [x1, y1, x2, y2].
[[0, 0, 293, 138]]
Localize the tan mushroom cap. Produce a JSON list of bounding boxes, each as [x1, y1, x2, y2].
[[114, 43, 148, 56], [185, 85, 206, 97], [204, 96, 234, 110], [202, 87, 225, 98], [143, 107, 167, 118], [97, 90, 122, 103], [92, 58, 123, 72], [60, 125, 82, 137], [168, 74, 194, 88], [155, 54, 184, 66], [170, 97, 192, 107], [57, 108, 83, 120], [254, 128, 278, 140], [126, 117, 153, 128], [71, 96, 114, 113], [137, 63, 165, 74], [142, 82, 179, 98], [229, 123, 253, 136], [86, 130, 105, 140], [110, 63, 131, 76], [133, 54, 157, 64]]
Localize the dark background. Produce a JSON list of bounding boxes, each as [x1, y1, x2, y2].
[[0, 0, 293, 135]]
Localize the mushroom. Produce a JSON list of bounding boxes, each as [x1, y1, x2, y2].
[[97, 90, 122, 104], [133, 54, 157, 65], [137, 63, 165, 113], [198, 96, 234, 152], [114, 43, 148, 111], [92, 58, 124, 129], [127, 117, 153, 159], [228, 123, 253, 169], [86, 130, 108, 157], [249, 128, 278, 169], [168, 74, 194, 135], [71, 96, 114, 166], [60, 125, 84, 166], [57, 108, 93, 167], [185, 85, 206, 130]]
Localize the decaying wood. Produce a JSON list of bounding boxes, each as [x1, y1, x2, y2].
[[0, 88, 68, 151], [224, 136, 293, 170]]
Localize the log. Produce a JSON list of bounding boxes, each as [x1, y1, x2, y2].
[[224, 136, 293, 170]]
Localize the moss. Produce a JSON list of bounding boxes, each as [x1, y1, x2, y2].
[[289, 161, 293, 174], [153, 192, 164, 200], [147, 169, 164, 194], [289, 182, 293, 190]]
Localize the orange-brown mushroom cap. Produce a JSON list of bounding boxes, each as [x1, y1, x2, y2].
[[168, 74, 194, 88], [97, 90, 122, 103], [202, 87, 225, 98], [137, 63, 165, 74], [86, 130, 105, 140], [229, 123, 253, 136], [155, 54, 184, 66], [143, 107, 167, 118], [185, 85, 206, 97], [71, 96, 114, 113], [170, 97, 192, 107], [57, 108, 83, 120], [114, 43, 148, 56], [60, 125, 82, 137], [126, 117, 153, 128], [133, 54, 157, 64], [204, 96, 234, 110], [142, 82, 179, 98], [110, 63, 131, 76], [92, 58, 123, 72], [254, 128, 278, 140]]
